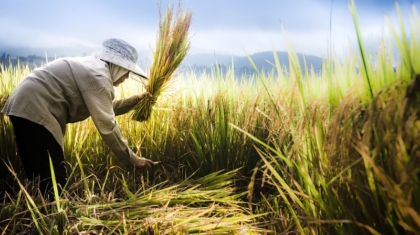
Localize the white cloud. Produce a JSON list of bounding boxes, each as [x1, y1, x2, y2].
[[188, 29, 284, 55], [0, 0, 418, 59]]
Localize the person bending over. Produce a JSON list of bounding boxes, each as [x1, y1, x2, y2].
[[2, 38, 156, 197]]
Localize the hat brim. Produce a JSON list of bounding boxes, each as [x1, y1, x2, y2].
[[99, 48, 148, 79]]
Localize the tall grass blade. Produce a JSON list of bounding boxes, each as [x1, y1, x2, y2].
[[349, 0, 374, 99]]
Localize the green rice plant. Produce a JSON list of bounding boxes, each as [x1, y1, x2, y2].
[[184, 65, 273, 178], [349, 0, 375, 101], [131, 4, 192, 122], [0, 189, 21, 235], [4, 162, 50, 234], [321, 76, 420, 235], [355, 75, 420, 232], [0, 62, 31, 199], [0, 61, 30, 116], [1, 161, 73, 234], [0, 94, 8, 113], [239, 1, 420, 234]]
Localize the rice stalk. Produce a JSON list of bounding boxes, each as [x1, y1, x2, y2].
[[131, 4, 192, 121], [349, 0, 374, 100], [73, 170, 265, 234], [0, 94, 8, 112]]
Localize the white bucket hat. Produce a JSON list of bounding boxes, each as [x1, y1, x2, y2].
[[99, 38, 148, 79]]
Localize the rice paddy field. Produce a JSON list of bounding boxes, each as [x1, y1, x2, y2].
[[1, 3, 420, 235]]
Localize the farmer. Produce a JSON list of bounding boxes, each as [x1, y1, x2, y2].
[[1, 38, 156, 197]]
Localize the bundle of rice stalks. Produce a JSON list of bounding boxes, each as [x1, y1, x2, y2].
[[131, 5, 192, 121], [71, 170, 265, 234]]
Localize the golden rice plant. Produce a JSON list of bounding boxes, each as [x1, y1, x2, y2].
[[131, 5, 192, 121], [0, 94, 8, 113]]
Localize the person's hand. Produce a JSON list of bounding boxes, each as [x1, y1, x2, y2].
[[137, 92, 152, 100], [137, 92, 156, 104], [129, 153, 158, 170]]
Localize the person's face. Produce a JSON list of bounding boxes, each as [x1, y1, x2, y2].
[[113, 72, 129, 87]]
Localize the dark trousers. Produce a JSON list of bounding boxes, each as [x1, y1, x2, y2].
[[9, 116, 66, 198]]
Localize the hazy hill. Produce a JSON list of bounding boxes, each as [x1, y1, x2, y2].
[[0, 48, 323, 78], [181, 51, 324, 78], [184, 51, 322, 69]]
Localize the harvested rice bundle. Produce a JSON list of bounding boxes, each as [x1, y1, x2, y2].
[[131, 5, 192, 121]]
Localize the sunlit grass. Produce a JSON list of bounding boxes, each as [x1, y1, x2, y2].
[[238, 2, 420, 234]]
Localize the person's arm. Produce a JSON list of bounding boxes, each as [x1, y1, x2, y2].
[[81, 87, 154, 169], [113, 95, 138, 116], [113, 92, 153, 116]]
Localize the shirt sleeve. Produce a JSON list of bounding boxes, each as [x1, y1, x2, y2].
[[113, 95, 138, 116], [80, 86, 137, 167]]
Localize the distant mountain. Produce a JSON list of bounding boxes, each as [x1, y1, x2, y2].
[[181, 51, 324, 78], [0, 48, 324, 78]]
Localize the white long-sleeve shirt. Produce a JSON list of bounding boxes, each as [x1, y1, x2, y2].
[[2, 52, 140, 166]]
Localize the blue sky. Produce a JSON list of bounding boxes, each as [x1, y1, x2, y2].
[[0, 0, 419, 58]]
